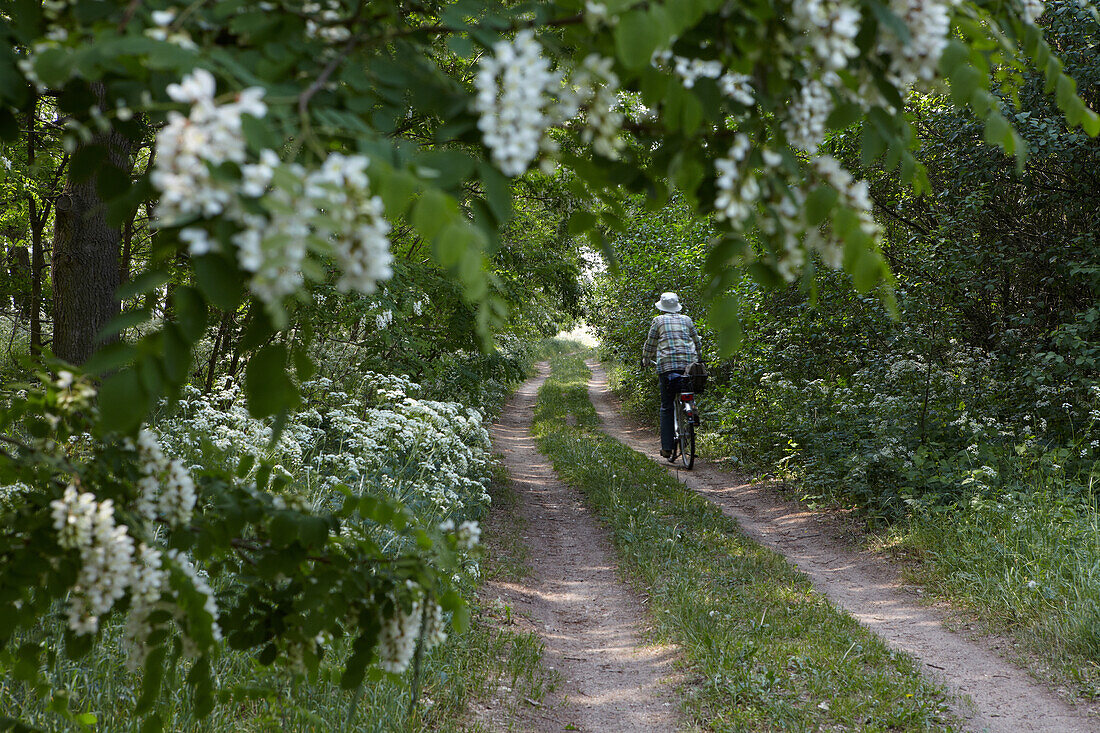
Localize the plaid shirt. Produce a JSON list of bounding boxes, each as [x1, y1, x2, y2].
[[642, 313, 702, 374]]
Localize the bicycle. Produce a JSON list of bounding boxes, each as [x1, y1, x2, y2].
[[667, 374, 698, 470]]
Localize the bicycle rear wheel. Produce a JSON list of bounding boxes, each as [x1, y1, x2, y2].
[[677, 403, 695, 469]]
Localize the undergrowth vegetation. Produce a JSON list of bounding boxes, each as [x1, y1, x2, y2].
[[0, 339, 550, 730], [532, 351, 954, 730]]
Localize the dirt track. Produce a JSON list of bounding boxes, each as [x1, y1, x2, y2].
[[586, 359, 1099, 733], [481, 364, 682, 732]]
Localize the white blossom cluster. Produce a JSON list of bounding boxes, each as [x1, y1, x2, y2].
[[164, 380, 321, 470], [377, 596, 421, 673], [167, 548, 223, 648], [130, 428, 196, 527], [761, 189, 809, 281], [474, 30, 558, 176], [783, 78, 833, 153], [213, 150, 392, 307], [562, 54, 626, 159], [791, 0, 862, 71], [439, 518, 482, 550], [584, 0, 611, 29], [714, 134, 759, 225], [121, 543, 167, 670], [152, 68, 267, 222], [154, 69, 393, 308], [376, 586, 446, 674], [718, 73, 756, 107], [474, 33, 629, 173], [161, 373, 493, 522], [811, 154, 880, 266], [653, 49, 757, 106], [49, 484, 168, 637], [145, 8, 198, 49], [878, 0, 957, 88], [55, 369, 98, 411], [456, 519, 481, 550], [51, 484, 136, 634], [303, 1, 352, 42]]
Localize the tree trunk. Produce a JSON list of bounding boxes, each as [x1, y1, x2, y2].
[[51, 112, 133, 365], [7, 245, 31, 319]]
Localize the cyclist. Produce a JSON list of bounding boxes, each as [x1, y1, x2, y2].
[[641, 292, 702, 459]]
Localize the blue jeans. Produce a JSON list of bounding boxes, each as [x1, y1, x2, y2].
[[658, 371, 683, 452]]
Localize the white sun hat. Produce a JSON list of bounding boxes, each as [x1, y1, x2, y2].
[[655, 292, 682, 313]]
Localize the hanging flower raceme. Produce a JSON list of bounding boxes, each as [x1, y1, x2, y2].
[[784, 78, 833, 153], [153, 69, 394, 310], [474, 33, 627, 173], [51, 484, 137, 635], [130, 428, 196, 527], [652, 49, 757, 107], [878, 0, 958, 88], [473, 29, 559, 176], [791, 0, 862, 71], [152, 68, 266, 222]]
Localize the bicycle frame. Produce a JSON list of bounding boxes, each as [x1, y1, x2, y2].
[[669, 378, 697, 469]]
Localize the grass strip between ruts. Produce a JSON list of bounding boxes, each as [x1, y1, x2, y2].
[[532, 352, 955, 731]]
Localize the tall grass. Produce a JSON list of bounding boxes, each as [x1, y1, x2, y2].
[[900, 485, 1100, 699]]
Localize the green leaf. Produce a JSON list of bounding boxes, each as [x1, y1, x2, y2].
[[938, 39, 969, 76], [163, 324, 192, 385], [139, 713, 164, 733], [861, 123, 886, 166], [292, 345, 315, 381], [118, 269, 170, 301], [100, 308, 152, 338], [135, 645, 168, 715], [478, 161, 512, 224], [446, 34, 474, 58], [245, 343, 299, 418], [99, 368, 151, 433], [193, 254, 245, 312], [95, 162, 132, 203], [173, 286, 208, 342], [83, 342, 137, 375], [949, 65, 984, 107], [826, 101, 863, 129], [708, 293, 743, 356], [567, 211, 598, 236], [413, 189, 459, 243], [32, 47, 73, 88], [615, 9, 662, 70], [1055, 74, 1079, 122], [805, 185, 839, 227], [1081, 108, 1100, 137], [69, 144, 107, 184]]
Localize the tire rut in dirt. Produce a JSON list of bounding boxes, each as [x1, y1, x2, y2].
[[481, 364, 681, 733]]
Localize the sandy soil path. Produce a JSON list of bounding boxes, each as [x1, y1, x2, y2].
[[587, 359, 1099, 733], [481, 364, 682, 732]]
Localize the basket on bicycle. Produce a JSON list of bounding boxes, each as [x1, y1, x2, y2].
[[685, 361, 708, 394]]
